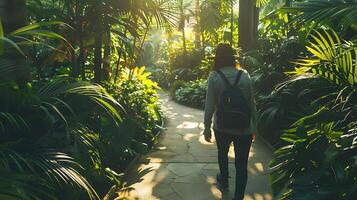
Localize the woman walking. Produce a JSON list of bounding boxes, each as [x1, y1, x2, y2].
[[203, 43, 257, 200]]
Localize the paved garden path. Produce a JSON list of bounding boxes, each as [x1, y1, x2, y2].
[[124, 93, 273, 200]]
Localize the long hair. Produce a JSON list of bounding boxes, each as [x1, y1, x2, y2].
[[213, 43, 237, 71]]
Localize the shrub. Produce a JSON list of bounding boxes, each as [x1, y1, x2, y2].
[[173, 79, 207, 109], [170, 80, 186, 97], [148, 60, 171, 89], [257, 77, 333, 148], [170, 50, 204, 70], [0, 77, 121, 200], [244, 37, 306, 95]]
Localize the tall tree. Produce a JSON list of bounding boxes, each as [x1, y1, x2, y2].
[[200, 0, 223, 48], [238, 0, 259, 54], [93, 2, 103, 83], [102, 24, 111, 80], [179, 0, 187, 57], [230, 0, 235, 45], [194, 0, 201, 49]]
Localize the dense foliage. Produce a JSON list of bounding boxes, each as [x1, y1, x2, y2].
[[0, 1, 165, 199], [268, 30, 356, 200], [260, 1, 357, 199]]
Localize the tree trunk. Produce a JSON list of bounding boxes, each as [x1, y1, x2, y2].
[[93, 4, 103, 83], [102, 25, 111, 81], [286, 0, 292, 37], [0, 0, 27, 34], [94, 33, 102, 83], [0, 0, 30, 85], [114, 49, 121, 83], [73, 1, 84, 79], [194, 0, 201, 49], [201, 31, 205, 50], [179, 0, 187, 57], [182, 26, 187, 56], [79, 32, 85, 80], [238, 0, 259, 54], [230, 0, 234, 45]]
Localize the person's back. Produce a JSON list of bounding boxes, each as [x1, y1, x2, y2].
[[203, 43, 256, 200], [205, 67, 256, 135]]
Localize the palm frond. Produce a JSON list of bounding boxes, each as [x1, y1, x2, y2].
[[0, 37, 26, 57], [9, 21, 71, 36], [0, 19, 72, 57], [0, 147, 99, 200], [283, 0, 357, 29], [143, 0, 179, 29], [257, 0, 271, 8], [36, 79, 124, 124], [0, 171, 56, 200], [200, 0, 224, 33], [0, 112, 29, 134], [291, 29, 357, 86]]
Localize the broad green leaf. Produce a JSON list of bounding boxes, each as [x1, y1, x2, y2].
[[16, 30, 67, 41], [306, 46, 327, 60], [0, 37, 26, 57], [0, 18, 3, 38], [0, 17, 4, 55], [9, 21, 66, 36]]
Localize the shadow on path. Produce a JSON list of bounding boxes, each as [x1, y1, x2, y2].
[[121, 92, 273, 200]]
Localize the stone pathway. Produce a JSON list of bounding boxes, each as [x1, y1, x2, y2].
[[123, 93, 273, 200]]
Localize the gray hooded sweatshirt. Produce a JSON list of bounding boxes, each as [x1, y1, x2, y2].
[[204, 66, 257, 135]]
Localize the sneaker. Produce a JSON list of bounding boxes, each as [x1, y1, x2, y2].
[[216, 173, 228, 190]]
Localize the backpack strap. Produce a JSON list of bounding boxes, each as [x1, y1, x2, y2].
[[233, 70, 243, 87], [216, 70, 232, 88]]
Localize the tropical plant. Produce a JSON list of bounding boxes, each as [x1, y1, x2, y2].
[[104, 67, 163, 157], [0, 77, 122, 200], [247, 36, 305, 94], [0, 20, 70, 56], [257, 77, 333, 147], [174, 79, 207, 109], [284, 0, 357, 31], [291, 30, 356, 85], [177, 0, 193, 56], [200, 0, 238, 47], [269, 29, 357, 200], [0, 20, 123, 200]]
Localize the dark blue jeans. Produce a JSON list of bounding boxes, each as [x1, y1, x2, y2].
[[214, 130, 252, 200]]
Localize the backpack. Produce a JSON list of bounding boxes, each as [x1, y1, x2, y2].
[[215, 70, 251, 130]]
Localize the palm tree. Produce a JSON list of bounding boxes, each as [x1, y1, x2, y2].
[[178, 0, 192, 57], [200, 0, 224, 46]]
